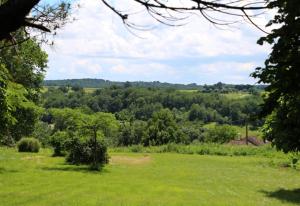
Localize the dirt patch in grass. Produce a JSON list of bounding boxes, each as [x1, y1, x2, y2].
[[21, 156, 45, 161], [21, 156, 45, 164], [110, 155, 151, 165]]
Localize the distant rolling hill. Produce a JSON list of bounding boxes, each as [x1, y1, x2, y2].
[[43, 78, 266, 92], [44, 79, 202, 89]]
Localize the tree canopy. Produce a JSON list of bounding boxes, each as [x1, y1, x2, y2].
[[0, 33, 47, 144], [252, 0, 300, 152]]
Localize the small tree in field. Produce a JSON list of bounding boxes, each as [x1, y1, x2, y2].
[[65, 133, 109, 170], [50, 109, 118, 170]]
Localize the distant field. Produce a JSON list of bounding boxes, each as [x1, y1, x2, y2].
[[41, 86, 49, 93], [43, 87, 253, 99], [84, 87, 98, 93], [178, 89, 199, 93], [42, 86, 98, 93], [222, 92, 251, 99], [1, 147, 299, 206]]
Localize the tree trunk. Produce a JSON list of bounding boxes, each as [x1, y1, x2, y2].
[[0, 0, 41, 40]]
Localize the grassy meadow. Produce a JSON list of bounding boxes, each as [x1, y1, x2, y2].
[[1, 147, 300, 206]]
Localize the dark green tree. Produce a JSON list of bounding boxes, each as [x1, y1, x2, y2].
[[144, 109, 184, 145], [0, 35, 47, 144], [252, 0, 300, 152]]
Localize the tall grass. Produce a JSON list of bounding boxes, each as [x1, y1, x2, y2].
[[110, 143, 284, 158]]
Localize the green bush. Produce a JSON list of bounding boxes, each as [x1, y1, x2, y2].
[[50, 131, 68, 156], [65, 136, 109, 170], [17, 138, 41, 153], [204, 124, 238, 143]]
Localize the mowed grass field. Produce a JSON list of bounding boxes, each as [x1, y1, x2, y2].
[[1, 147, 300, 206]]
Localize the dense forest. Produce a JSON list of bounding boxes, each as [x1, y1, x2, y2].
[[39, 84, 263, 147]]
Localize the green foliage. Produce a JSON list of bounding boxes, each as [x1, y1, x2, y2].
[[118, 121, 147, 146], [144, 109, 184, 145], [49, 108, 119, 141], [0, 34, 47, 143], [0, 65, 10, 142], [48, 108, 117, 169], [111, 143, 282, 158], [0, 78, 43, 144], [180, 123, 205, 143], [43, 86, 262, 128], [17, 137, 41, 153], [188, 103, 206, 121], [289, 153, 299, 169], [45, 89, 262, 146], [65, 135, 109, 170], [204, 124, 238, 143], [32, 121, 53, 147], [49, 108, 84, 131], [252, 0, 300, 152], [50, 131, 68, 156]]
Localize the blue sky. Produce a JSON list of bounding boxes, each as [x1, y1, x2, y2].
[[43, 0, 271, 84]]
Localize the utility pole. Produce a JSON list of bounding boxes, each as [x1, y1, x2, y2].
[[245, 119, 249, 145], [93, 125, 97, 169]]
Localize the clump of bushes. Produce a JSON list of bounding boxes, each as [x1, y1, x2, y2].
[[17, 138, 41, 153], [50, 131, 68, 156], [65, 135, 109, 170], [49, 130, 109, 170], [204, 124, 238, 143]]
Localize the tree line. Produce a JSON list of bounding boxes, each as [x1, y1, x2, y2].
[[43, 79, 266, 93]]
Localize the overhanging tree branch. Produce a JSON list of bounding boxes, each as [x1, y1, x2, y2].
[[0, 0, 70, 46], [101, 0, 269, 32], [0, 0, 269, 44]]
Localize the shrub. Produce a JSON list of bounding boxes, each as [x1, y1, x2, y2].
[[204, 124, 238, 143], [17, 138, 41, 153], [50, 131, 68, 156], [65, 136, 109, 170]]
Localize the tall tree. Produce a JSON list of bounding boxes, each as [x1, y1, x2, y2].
[[0, 33, 47, 144], [252, 0, 300, 152]]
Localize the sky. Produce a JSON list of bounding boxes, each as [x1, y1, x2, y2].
[[43, 0, 272, 85]]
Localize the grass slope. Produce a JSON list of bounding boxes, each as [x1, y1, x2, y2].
[[0, 147, 300, 206]]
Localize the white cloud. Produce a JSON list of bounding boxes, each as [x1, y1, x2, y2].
[[45, 0, 271, 84]]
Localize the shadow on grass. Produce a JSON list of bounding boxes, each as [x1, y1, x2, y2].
[[262, 188, 300, 204], [0, 167, 19, 173], [40, 165, 109, 174]]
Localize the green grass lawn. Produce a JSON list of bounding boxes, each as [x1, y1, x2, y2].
[[0, 147, 300, 206]]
